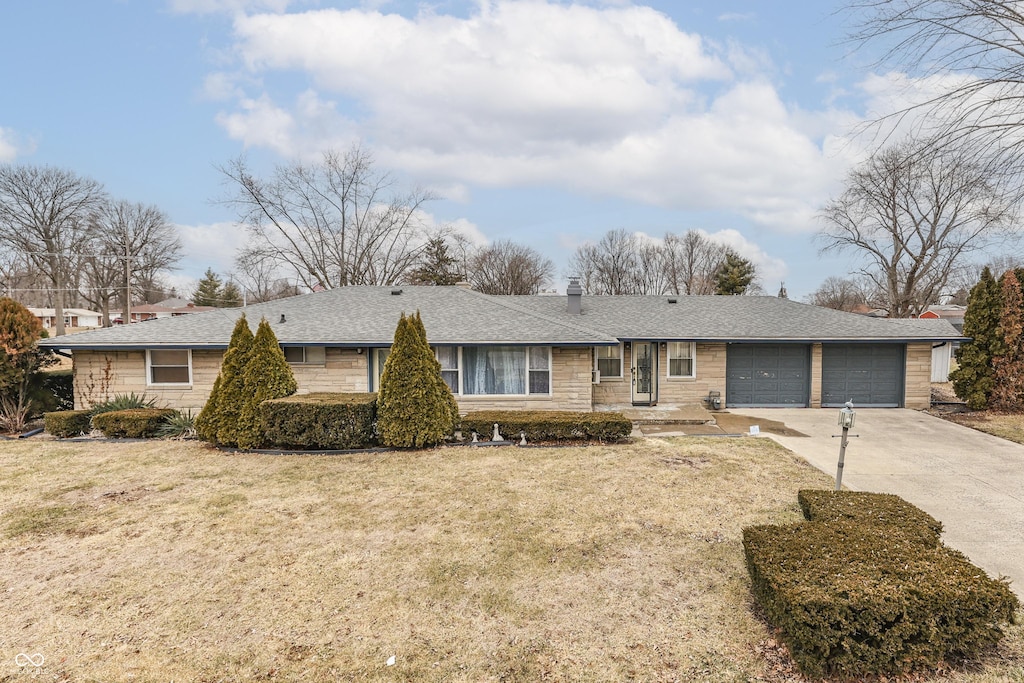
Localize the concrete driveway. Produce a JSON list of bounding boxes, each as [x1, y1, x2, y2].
[[733, 408, 1024, 596]]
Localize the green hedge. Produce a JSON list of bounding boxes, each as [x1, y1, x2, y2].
[[44, 409, 92, 438], [459, 410, 632, 442], [744, 502, 1018, 679], [91, 408, 177, 438], [798, 489, 943, 548], [260, 392, 377, 450]]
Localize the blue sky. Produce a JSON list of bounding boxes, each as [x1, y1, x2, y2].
[[1, 0, 919, 300]]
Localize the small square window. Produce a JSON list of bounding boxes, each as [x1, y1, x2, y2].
[[594, 345, 622, 378], [148, 349, 191, 385], [283, 347, 305, 363]]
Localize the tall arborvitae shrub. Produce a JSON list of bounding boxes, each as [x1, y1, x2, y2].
[[377, 311, 459, 448], [196, 315, 253, 445], [991, 270, 1024, 410], [952, 267, 1002, 409], [235, 318, 297, 449]]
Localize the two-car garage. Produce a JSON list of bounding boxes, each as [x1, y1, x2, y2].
[[725, 343, 906, 408]]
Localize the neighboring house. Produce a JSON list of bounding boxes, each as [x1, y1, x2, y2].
[[28, 307, 103, 330], [40, 284, 963, 414], [111, 298, 217, 323], [919, 305, 966, 383]]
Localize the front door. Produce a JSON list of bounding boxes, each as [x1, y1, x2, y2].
[[631, 342, 657, 405]]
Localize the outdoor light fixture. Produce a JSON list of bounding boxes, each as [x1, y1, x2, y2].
[[834, 400, 857, 491], [838, 401, 856, 429]]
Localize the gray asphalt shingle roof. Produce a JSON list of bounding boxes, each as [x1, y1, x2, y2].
[[39, 287, 963, 350]]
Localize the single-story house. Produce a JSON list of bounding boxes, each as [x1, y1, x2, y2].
[[918, 305, 966, 382], [111, 298, 217, 323], [39, 284, 963, 413], [28, 307, 103, 330]]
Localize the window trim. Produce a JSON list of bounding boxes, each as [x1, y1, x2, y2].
[[146, 348, 193, 386], [434, 345, 461, 395], [283, 346, 307, 364], [666, 341, 697, 379], [594, 344, 624, 379], [459, 345, 552, 397]]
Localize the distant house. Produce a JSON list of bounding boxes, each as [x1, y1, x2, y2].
[[28, 307, 103, 330], [918, 305, 966, 383], [41, 285, 963, 413], [111, 298, 217, 323]]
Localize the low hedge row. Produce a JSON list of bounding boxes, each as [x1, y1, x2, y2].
[[798, 488, 943, 548], [744, 492, 1018, 679], [459, 410, 632, 442], [43, 409, 92, 438], [91, 408, 178, 438], [260, 392, 378, 450]]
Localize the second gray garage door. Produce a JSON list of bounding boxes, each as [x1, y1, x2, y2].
[[821, 344, 904, 408], [726, 344, 810, 407]]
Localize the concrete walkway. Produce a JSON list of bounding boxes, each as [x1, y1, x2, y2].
[[733, 408, 1024, 596]]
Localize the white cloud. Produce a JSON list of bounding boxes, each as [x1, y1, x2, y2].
[[705, 227, 787, 286], [209, 1, 865, 235], [175, 221, 250, 279], [0, 126, 32, 162]]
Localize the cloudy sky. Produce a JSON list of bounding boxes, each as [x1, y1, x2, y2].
[[0, 0, 925, 299]]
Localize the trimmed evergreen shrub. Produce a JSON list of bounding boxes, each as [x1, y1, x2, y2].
[[460, 410, 632, 442], [92, 408, 177, 438], [44, 409, 92, 438], [376, 311, 459, 448], [744, 521, 1018, 679], [261, 392, 377, 450], [235, 318, 297, 449], [952, 267, 1002, 409], [196, 315, 253, 446], [798, 489, 942, 548]]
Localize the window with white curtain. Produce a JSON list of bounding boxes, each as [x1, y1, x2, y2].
[[668, 342, 696, 378], [462, 346, 550, 395], [434, 346, 459, 393]]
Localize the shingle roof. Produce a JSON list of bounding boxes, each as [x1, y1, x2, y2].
[[40, 286, 619, 349], [38, 287, 964, 350], [510, 294, 964, 342]]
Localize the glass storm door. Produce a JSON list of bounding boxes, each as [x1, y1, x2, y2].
[[631, 342, 656, 405]]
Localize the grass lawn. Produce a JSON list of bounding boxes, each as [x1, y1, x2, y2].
[[939, 411, 1024, 446], [1, 437, 1022, 682]]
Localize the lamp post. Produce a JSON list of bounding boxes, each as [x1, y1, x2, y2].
[[835, 400, 856, 491]]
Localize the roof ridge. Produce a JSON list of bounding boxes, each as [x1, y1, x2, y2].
[[455, 288, 618, 342]]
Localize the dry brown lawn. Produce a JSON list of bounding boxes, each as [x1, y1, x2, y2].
[[939, 411, 1024, 446], [1, 437, 1022, 682]]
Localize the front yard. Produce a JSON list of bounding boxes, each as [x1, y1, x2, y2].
[[1, 437, 1022, 682]]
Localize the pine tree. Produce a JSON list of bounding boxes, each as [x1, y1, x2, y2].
[[196, 314, 253, 444], [407, 236, 463, 286], [221, 281, 243, 307], [377, 311, 459, 448], [192, 268, 224, 307], [952, 267, 1002, 409], [991, 270, 1024, 410], [714, 250, 756, 295], [236, 318, 297, 449]]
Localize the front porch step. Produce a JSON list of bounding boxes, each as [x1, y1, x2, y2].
[[600, 404, 719, 425]]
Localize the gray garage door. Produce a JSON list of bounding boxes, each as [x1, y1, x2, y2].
[[821, 344, 904, 408], [726, 344, 810, 407]]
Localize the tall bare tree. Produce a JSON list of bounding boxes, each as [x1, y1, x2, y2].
[[0, 165, 106, 335], [82, 200, 182, 325], [819, 139, 1016, 318], [662, 230, 728, 295], [846, 0, 1024, 183], [233, 245, 303, 303], [220, 145, 436, 290], [568, 229, 643, 295], [467, 240, 553, 295], [807, 275, 871, 312]]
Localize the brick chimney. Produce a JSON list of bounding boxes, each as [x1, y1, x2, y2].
[[567, 277, 583, 314]]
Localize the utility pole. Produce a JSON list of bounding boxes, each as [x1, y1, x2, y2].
[[124, 240, 131, 324]]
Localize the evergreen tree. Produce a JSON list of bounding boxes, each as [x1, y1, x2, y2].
[[714, 250, 757, 295], [196, 314, 253, 444], [236, 318, 297, 449], [221, 281, 243, 307], [0, 297, 55, 430], [407, 236, 463, 286], [991, 270, 1024, 410], [952, 267, 1002, 409], [377, 311, 459, 448], [192, 268, 224, 307]]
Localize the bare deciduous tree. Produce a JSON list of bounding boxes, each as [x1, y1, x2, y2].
[[0, 165, 106, 335], [233, 246, 304, 303], [662, 231, 728, 295], [220, 145, 437, 290], [807, 275, 871, 312], [82, 200, 182, 325], [846, 0, 1024, 182], [467, 241, 554, 295], [818, 139, 1016, 317]]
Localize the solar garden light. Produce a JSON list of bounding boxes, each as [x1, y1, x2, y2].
[[834, 400, 856, 491]]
